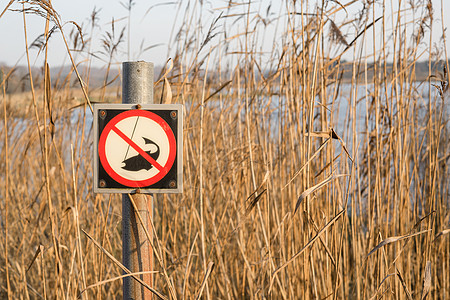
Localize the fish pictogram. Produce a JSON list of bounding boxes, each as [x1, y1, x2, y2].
[[121, 137, 160, 171]]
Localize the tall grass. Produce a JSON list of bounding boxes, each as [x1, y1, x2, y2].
[[1, 0, 449, 299]]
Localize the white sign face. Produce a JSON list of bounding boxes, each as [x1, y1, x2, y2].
[[104, 115, 171, 181], [94, 104, 183, 194]]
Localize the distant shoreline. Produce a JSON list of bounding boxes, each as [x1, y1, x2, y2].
[[1, 60, 448, 93]]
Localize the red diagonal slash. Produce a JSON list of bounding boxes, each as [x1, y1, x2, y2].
[[112, 125, 164, 172]]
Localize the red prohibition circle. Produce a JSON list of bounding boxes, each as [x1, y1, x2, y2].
[[98, 109, 176, 187]]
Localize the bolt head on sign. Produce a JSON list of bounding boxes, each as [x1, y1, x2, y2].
[[93, 104, 183, 193]]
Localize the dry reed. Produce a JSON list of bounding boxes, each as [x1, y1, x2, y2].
[[0, 0, 449, 299]]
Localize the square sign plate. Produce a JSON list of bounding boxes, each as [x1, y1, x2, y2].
[[93, 104, 183, 194]]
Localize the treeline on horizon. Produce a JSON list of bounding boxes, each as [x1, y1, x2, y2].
[[1, 59, 449, 94]]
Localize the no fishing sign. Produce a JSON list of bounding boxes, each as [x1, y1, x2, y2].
[[93, 104, 183, 193]]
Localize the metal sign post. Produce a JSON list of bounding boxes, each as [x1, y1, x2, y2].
[[122, 61, 154, 300], [93, 61, 183, 299]]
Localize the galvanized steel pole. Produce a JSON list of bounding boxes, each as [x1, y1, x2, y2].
[[122, 61, 154, 300]]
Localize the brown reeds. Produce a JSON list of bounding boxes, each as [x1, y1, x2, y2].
[[0, 0, 449, 299]]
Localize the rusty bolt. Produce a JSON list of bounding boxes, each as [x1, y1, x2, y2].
[[136, 104, 142, 109], [100, 110, 106, 119], [99, 180, 106, 188], [169, 180, 176, 188], [170, 111, 177, 119]]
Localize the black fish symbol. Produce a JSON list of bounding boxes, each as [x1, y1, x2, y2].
[[122, 137, 160, 171]]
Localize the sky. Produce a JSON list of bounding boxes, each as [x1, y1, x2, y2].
[[0, 0, 178, 67], [0, 0, 449, 68]]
